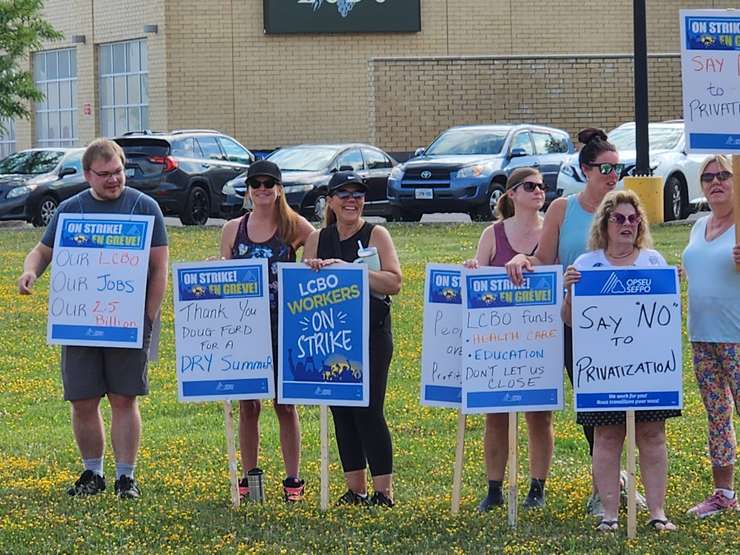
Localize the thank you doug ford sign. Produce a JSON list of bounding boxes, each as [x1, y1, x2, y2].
[[263, 0, 421, 34]]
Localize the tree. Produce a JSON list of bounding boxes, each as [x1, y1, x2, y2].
[[0, 0, 63, 133]]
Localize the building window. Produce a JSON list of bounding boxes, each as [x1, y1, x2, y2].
[[99, 39, 148, 137], [0, 119, 16, 158], [33, 48, 78, 147]]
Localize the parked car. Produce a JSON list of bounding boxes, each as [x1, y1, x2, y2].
[[0, 148, 79, 223], [25, 148, 88, 226], [220, 143, 397, 221], [556, 121, 704, 221], [114, 129, 256, 225], [386, 124, 575, 221]]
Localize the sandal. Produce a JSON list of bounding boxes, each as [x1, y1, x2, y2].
[[647, 518, 677, 532], [596, 518, 619, 532]]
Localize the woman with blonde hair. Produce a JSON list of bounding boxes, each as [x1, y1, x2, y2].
[[465, 167, 552, 511], [220, 160, 315, 502], [562, 189, 680, 532]]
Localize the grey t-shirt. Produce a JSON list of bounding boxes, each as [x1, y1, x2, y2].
[[41, 188, 168, 248]]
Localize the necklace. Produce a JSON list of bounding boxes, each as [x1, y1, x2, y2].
[[606, 247, 636, 260], [337, 220, 364, 240]]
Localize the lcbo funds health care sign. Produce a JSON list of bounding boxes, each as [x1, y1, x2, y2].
[[460, 267, 564, 414], [48, 213, 153, 348], [278, 263, 369, 407], [173, 259, 274, 402], [572, 268, 682, 412], [680, 9, 740, 153]]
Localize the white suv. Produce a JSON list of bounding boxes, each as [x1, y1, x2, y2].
[[556, 121, 705, 221]]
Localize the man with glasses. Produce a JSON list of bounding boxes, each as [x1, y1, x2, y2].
[[17, 138, 169, 499]]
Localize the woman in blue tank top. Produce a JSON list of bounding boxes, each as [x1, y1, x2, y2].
[[219, 160, 315, 503]]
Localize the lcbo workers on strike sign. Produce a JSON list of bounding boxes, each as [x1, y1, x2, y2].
[[572, 268, 683, 411], [47, 214, 153, 349], [680, 9, 740, 153]]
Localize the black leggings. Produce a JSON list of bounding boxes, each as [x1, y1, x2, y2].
[[564, 324, 595, 457], [330, 317, 394, 476]]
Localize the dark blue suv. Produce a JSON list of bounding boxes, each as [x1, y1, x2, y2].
[[387, 124, 575, 221]]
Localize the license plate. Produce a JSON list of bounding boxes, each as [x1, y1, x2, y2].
[[415, 188, 433, 200], [125, 168, 135, 177]]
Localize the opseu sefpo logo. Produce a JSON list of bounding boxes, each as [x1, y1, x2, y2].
[[600, 272, 652, 295]]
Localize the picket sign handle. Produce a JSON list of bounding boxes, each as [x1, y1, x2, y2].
[[223, 400, 240, 509], [320, 405, 329, 511], [733, 155, 740, 272], [626, 410, 637, 539], [450, 410, 466, 514], [508, 411, 518, 529]]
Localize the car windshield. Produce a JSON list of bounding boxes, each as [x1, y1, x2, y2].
[[0, 150, 65, 175], [425, 130, 507, 155], [608, 126, 683, 151], [267, 147, 338, 171]]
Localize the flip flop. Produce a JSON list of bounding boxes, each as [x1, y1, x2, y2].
[[596, 518, 619, 532], [647, 518, 677, 532]]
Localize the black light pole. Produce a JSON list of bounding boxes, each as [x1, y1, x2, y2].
[[634, 0, 650, 175]]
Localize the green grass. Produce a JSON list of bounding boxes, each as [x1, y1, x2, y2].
[[1, 221, 738, 554]]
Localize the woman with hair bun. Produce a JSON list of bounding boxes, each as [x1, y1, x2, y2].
[[465, 167, 552, 511]]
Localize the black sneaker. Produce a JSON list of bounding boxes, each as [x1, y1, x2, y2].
[[523, 480, 545, 509], [336, 489, 370, 506], [370, 491, 394, 508], [114, 475, 140, 499], [67, 470, 106, 497], [477, 486, 504, 512], [283, 477, 305, 503]]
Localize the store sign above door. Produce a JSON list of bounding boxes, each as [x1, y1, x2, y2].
[[263, 0, 421, 34]]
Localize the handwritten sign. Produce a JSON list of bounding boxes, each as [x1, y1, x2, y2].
[[47, 213, 153, 348], [572, 268, 682, 411], [461, 266, 564, 414], [278, 263, 369, 407], [172, 259, 273, 402], [420, 264, 462, 407], [680, 9, 740, 153]]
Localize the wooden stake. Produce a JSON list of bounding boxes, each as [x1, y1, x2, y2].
[[733, 155, 740, 272], [508, 411, 518, 529], [320, 405, 329, 511], [223, 400, 240, 508], [626, 410, 637, 539], [450, 410, 466, 514]]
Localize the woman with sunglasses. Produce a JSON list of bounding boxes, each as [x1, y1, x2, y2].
[[505, 128, 638, 515], [464, 167, 553, 511], [219, 160, 315, 502], [303, 171, 402, 507], [562, 190, 680, 532], [683, 155, 740, 519]]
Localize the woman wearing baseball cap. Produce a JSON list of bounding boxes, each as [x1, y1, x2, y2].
[[303, 171, 403, 507], [220, 159, 315, 502]]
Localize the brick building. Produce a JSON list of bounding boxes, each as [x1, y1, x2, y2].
[[3, 0, 739, 156]]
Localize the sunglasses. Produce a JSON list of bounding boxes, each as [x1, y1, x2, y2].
[[333, 190, 366, 200], [608, 212, 641, 225], [513, 181, 545, 193], [700, 170, 732, 183], [587, 162, 625, 176], [247, 177, 277, 189]]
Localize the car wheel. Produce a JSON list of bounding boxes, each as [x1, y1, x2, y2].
[[311, 194, 327, 223], [180, 185, 210, 225], [663, 175, 687, 222], [473, 184, 505, 221], [33, 195, 58, 227]]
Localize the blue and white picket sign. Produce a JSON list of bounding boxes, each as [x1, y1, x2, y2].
[[460, 266, 564, 414], [420, 264, 463, 408], [680, 9, 740, 153], [572, 267, 682, 411], [47, 213, 153, 348], [172, 259, 273, 402], [278, 263, 369, 407]]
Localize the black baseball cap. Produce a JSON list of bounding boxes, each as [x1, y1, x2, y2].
[[247, 160, 281, 182], [327, 171, 367, 194]]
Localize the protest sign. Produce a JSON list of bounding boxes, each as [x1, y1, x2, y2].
[[680, 9, 740, 153], [461, 266, 563, 414], [420, 264, 463, 407], [278, 263, 369, 407], [172, 259, 273, 402], [572, 267, 682, 411], [47, 213, 153, 348]]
